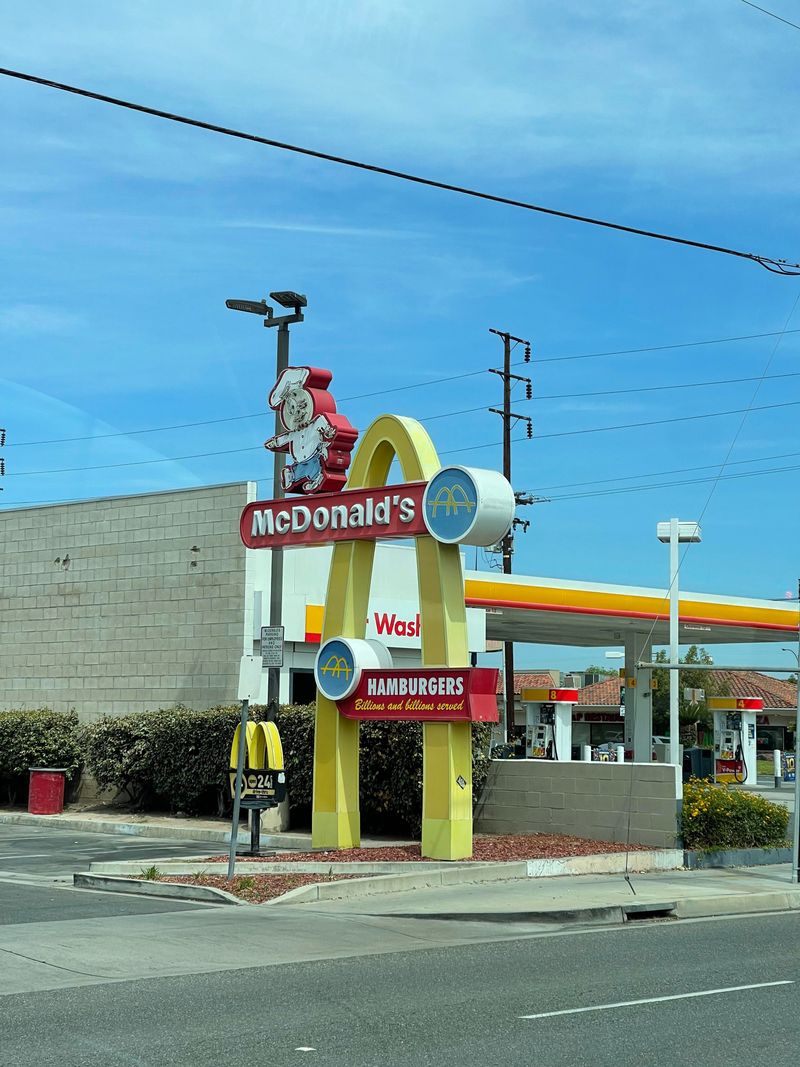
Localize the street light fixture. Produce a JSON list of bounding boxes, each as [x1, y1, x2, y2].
[[226, 289, 308, 721], [657, 518, 702, 767]]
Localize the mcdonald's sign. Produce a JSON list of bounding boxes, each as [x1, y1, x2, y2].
[[229, 721, 286, 808]]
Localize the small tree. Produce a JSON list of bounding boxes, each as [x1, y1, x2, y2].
[[652, 646, 727, 741], [583, 663, 618, 678]]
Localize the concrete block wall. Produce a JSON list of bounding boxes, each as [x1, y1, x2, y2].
[[475, 759, 681, 848], [0, 482, 255, 718]]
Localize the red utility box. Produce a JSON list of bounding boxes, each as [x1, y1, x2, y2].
[[28, 768, 67, 815]]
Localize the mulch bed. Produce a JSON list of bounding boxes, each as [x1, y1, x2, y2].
[[204, 832, 651, 865], [154, 833, 652, 903]]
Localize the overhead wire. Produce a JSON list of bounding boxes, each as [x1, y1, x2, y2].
[[740, 0, 800, 32], [544, 460, 800, 502], [1, 66, 799, 274], [636, 288, 800, 656], [7, 328, 800, 448], [532, 446, 800, 493], [6, 448, 800, 512], [6, 396, 800, 478]]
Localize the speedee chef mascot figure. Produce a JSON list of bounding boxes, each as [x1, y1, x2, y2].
[[264, 366, 358, 494]]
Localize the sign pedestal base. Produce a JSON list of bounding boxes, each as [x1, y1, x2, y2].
[[312, 696, 360, 849], [422, 722, 473, 860]]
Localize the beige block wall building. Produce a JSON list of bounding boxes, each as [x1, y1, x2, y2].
[[0, 482, 255, 719]]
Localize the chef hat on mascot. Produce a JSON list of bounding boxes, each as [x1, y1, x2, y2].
[[268, 366, 312, 409]]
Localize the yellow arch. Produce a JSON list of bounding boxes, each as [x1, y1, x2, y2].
[[311, 414, 473, 860], [230, 721, 285, 771]]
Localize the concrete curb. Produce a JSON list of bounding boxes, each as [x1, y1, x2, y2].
[[90, 859, 501, 876], [89, 849, 684, 879], [674, 891, 800, 918], [683, 847, 792, 870], [0, 811, 310, 849], [374, 905, 667, 925], [261, 863, 530, 904], [73, 872, 243, 905]]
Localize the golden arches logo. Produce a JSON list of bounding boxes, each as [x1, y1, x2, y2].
[[320, 655, 352, 679], [427, 483, 475, 517]]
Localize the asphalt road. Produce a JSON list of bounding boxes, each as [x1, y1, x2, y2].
[[1, 824, 799, 1065], [0, 824, 216, 879], [1, 888, 799, 1065]]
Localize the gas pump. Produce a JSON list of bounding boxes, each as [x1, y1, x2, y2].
[[520, 687, 578, 761], [709, 696, 761, 784]]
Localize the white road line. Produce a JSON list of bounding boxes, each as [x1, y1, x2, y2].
[[0, 854, 50, 860], [519, 980, 794, 1019]]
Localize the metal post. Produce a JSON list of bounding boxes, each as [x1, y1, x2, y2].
[[266, 323, 290, 721], [501, 331, 514, 745], [793, 577, 800, 883], [227, 698, 249, 879], [669, 517, 680, 767], [615, 744, 625, 764], [774, 749, 782, 791], [582, 744, 592, 762]]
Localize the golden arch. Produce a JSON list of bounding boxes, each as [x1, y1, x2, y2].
[[230, 720, 285, 772], [311, 414, 473, 860], [319, 656, 353, 679], [427, 483, 475, 517]]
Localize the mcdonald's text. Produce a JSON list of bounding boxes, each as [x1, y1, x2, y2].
[[241, 482, 427, 549]]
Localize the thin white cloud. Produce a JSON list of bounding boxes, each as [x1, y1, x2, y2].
[[220, 219, 415, 239], [0, 304, 83, 335]]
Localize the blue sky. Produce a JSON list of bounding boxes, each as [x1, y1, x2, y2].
[[2, 1, 799, 671]]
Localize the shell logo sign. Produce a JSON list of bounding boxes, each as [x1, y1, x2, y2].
[[242, 371, 515, 861]]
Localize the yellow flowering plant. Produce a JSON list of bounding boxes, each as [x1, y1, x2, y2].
[[681, 776, 789, 851]]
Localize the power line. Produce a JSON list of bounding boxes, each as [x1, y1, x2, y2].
[[535, 327, 800, 365], [7, 397, 800, 477], [535, 397, 800, 441], [546, 459, 800, 502], [533, 446, 800, 493], [9, 327, 800, 449], [740, 0, 800, 32], [5, 445, 800, 513], [1, 66, 799, 274], [535, 369, 800, 401]]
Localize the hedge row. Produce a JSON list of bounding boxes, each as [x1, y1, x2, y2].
[[0, 706, 491, 835]]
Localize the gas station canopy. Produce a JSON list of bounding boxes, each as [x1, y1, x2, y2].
[[464, 571, 799, 648]]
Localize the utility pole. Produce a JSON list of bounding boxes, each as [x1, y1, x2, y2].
[[489, 328, 533, 744]]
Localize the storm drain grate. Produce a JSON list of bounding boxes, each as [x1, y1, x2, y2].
[[623, 902, 677, 922]]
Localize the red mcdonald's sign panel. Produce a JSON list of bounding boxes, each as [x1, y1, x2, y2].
[[336, 667, 499, 723]]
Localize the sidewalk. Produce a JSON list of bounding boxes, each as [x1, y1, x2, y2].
[[304, 863, 800, 924], [0, 807, 410, 851]]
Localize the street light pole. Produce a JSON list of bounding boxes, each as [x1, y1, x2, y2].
[[657, 519, 701, 768], [782, 583, 800, 884], [226, 291, 306, 722], [669, 517, 680, 768], [266, 321, 290, 720]]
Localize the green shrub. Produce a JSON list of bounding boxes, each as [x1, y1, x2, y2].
[[0, 709, 83, 805], [79, 702, 491, 833], [79, 712, 156, 805], [81, 705, 242, 813], [682, 777, 789, 851]]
